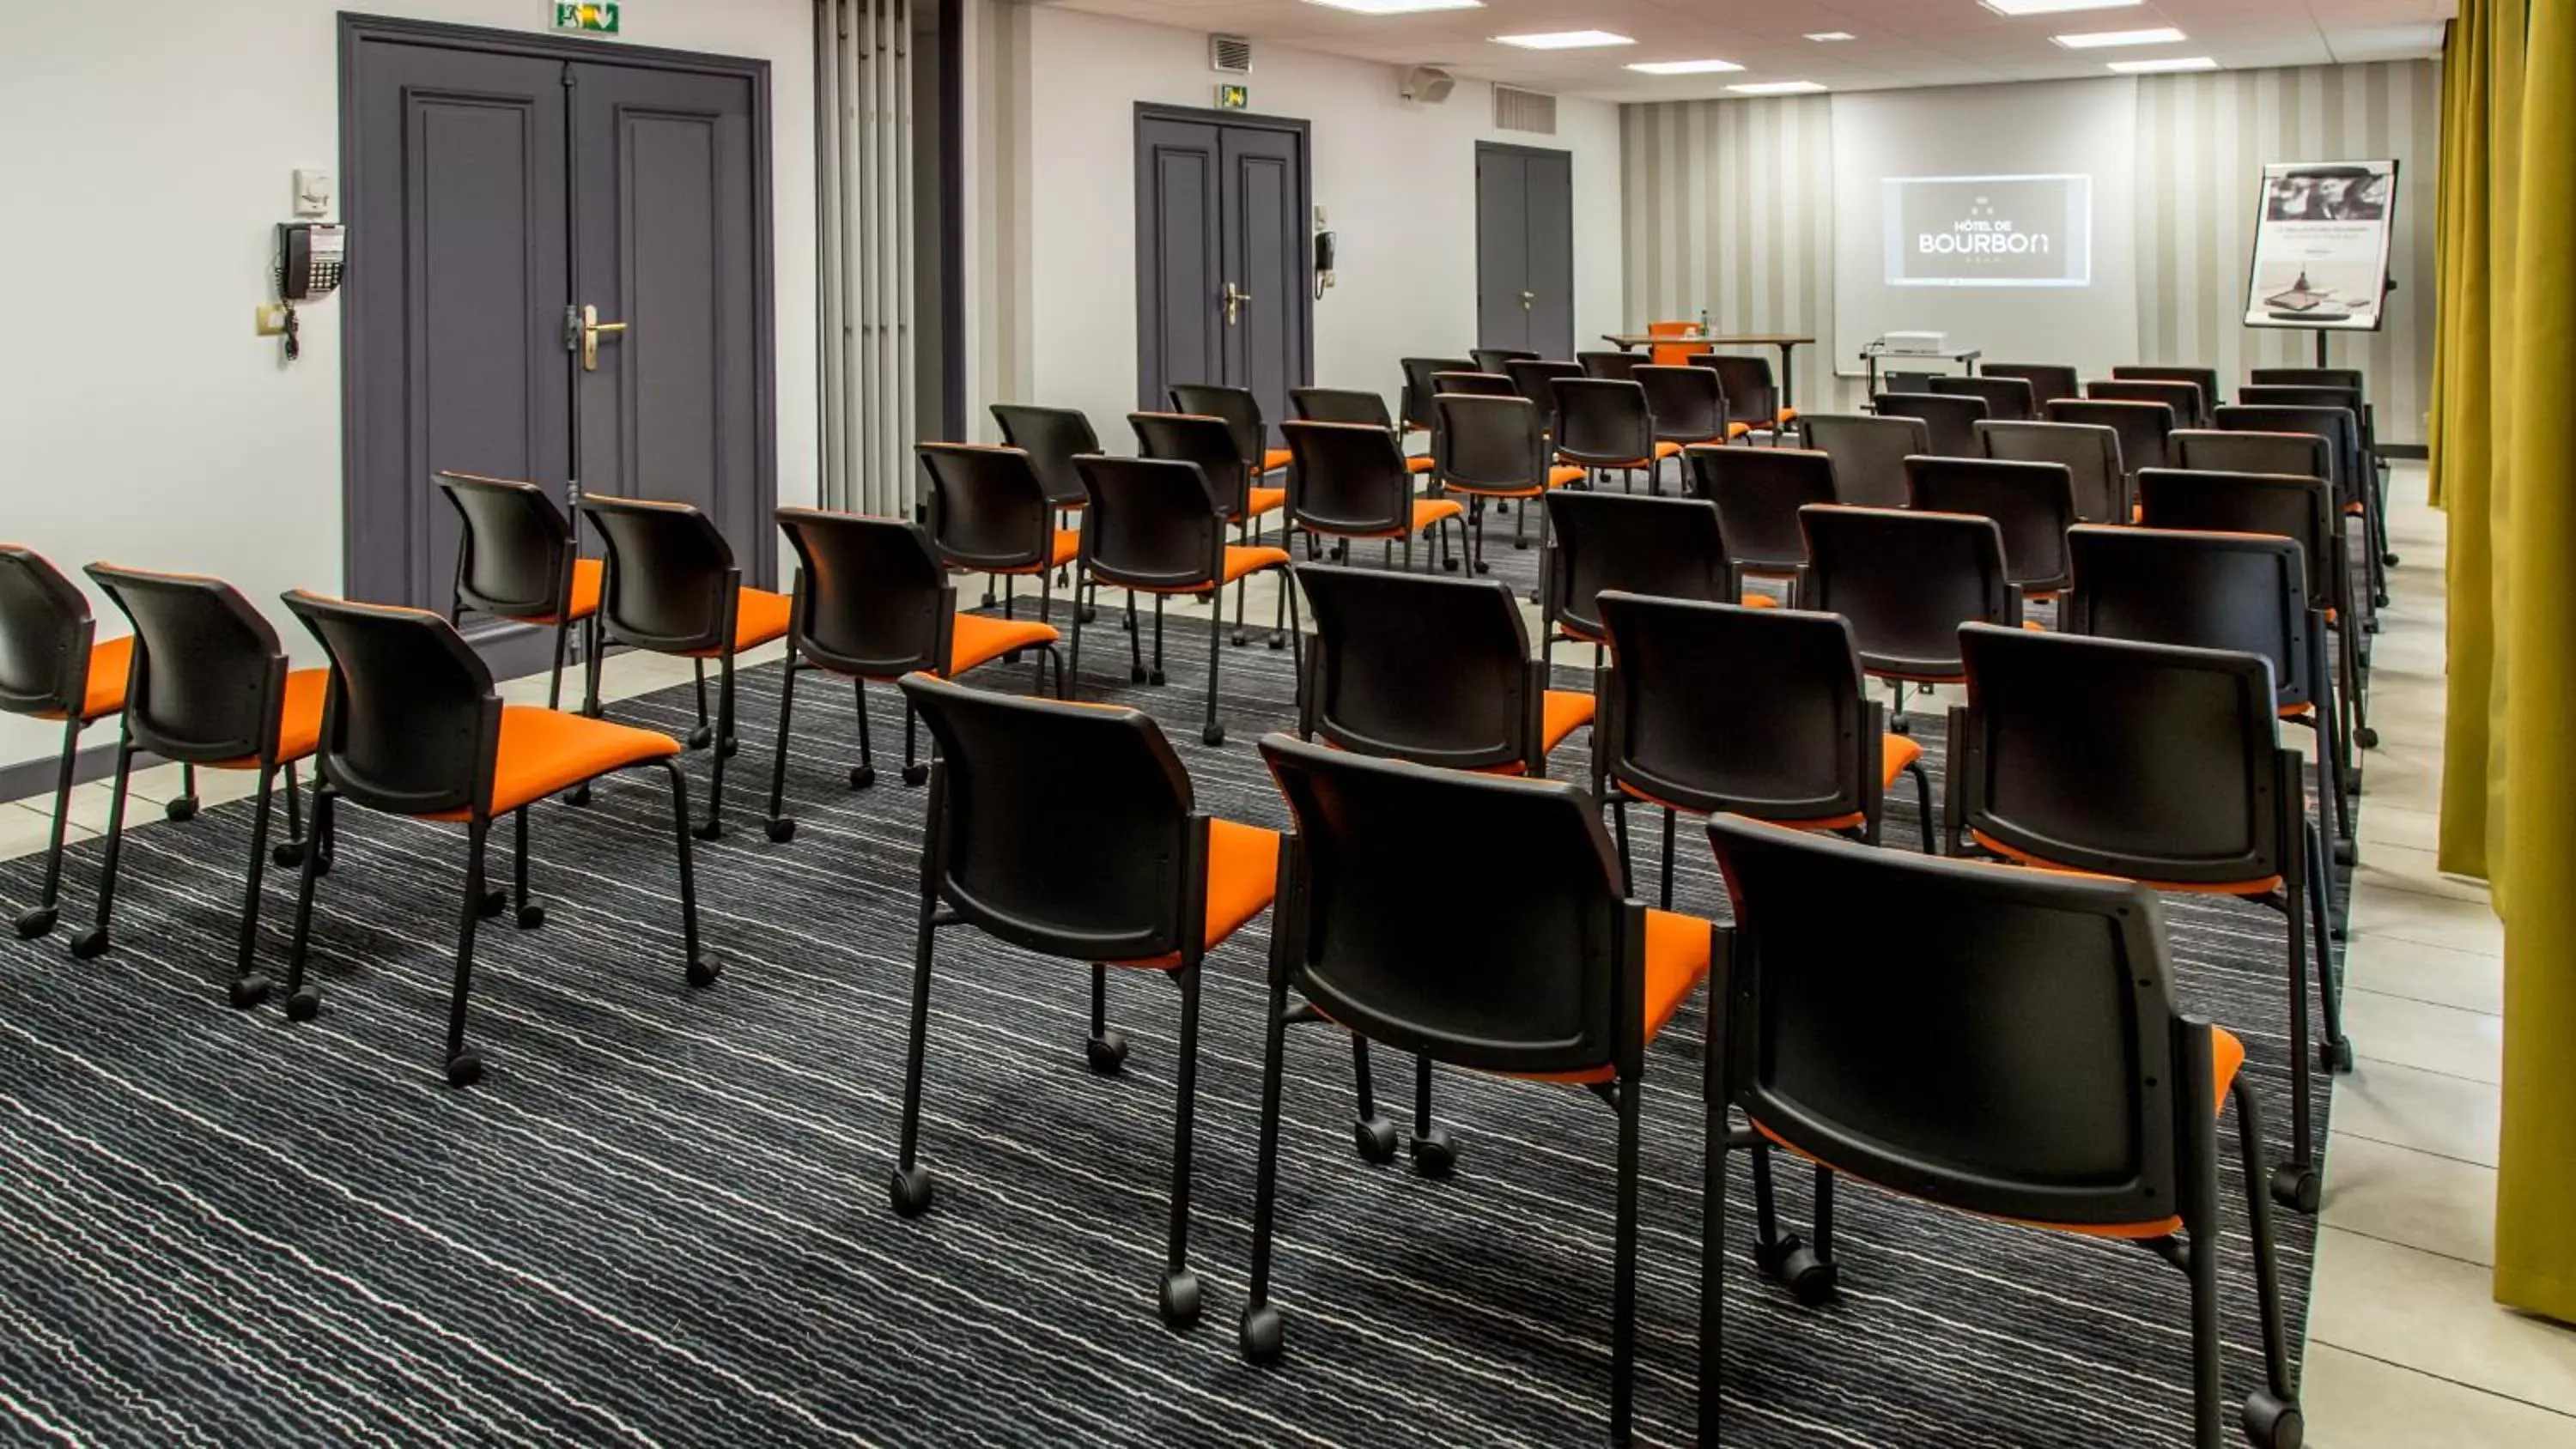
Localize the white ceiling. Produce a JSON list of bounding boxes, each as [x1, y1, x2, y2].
[[1045, 0, 2452, 101]]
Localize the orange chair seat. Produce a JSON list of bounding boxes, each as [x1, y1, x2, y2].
[[1244, 487, 1287, 518], [430, 706, 683, 819], [1345, 498, 1463, 539], [1776, 407, 1800, 425], [1109, 818, 1280, 968], [1131, 545, 1292, 594], [1261, 448, 1293, 475], [203, 668, 330, 769], [1969, 828, 2282, 896], [1551, 465, 1587, 488], [992, 529, 1082, 576], [1753, 1027, 2245, 1239], [1478, 690, 1599, 778], [34, 634, 133, 723], [1727, 422, 1755, 440], [949, 613, 1060, 675], [1523, 909, 1711, 1083], [685, 587, 795, 657], [505, 558, 605, 626], [1405, 456, 1437, 476]]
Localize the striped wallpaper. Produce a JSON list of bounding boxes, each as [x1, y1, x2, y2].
[[1619, 61, 2442, 440]]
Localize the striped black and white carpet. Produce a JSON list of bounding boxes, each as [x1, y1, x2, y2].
[[0, 542, 2343, 1447]]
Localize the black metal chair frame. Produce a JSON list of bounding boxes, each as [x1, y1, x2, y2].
[[1278, 420, 1465, 576], [435, 470, 601, 717]]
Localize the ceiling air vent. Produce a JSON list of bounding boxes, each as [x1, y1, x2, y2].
[[1211, 34, 1253, 76], [1494, 85, 1558, 135]]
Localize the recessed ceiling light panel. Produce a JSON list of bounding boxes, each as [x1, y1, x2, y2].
[[1493, 28, 1634, 49], [2106, 54, 2218, 72], [1981, 0, 2142, 15], [1805, 31, 1855, 41], [1625, 58, 1745, 75], [2053, 26, 2185, 48], [1727, 80, 1828, 94], [1303, 0, 1482, 13]]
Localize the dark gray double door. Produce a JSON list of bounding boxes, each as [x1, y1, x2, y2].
[[344, 28, 771, 615], [1475, 142, 1574, 359], [1135, 110, 1310, 442]]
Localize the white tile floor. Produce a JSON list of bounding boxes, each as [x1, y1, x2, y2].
[[5, 467, 2573, 1440]]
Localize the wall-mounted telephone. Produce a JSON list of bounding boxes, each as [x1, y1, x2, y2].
[[271, 222, 346, 361], [1313, 228, 1337, 299]]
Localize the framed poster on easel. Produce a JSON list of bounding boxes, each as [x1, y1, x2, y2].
[[2244, 158, 2399, 333]]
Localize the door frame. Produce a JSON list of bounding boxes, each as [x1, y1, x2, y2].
[[1132, 102, 1315, 410], [1474, 139, 1573, 359], [336, 13, 780, 603]]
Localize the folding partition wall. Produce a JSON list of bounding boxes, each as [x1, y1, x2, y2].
[[815, 0, 917, 515]]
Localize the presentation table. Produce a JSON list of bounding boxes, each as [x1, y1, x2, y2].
[[1859, 345, 1981, 397], [1601, 333, 1814, 412]]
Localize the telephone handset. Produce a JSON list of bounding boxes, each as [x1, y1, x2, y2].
[[272, 222, 345, 361]]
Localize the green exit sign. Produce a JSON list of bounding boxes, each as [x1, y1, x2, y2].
[[1216, 83, 1249, 111], [555, 2, 621, 33]]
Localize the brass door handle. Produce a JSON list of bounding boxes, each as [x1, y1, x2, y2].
[[1224, 282, 1252, 326], [580, 304, 629, 371], [1522, 290, 1536, 312]]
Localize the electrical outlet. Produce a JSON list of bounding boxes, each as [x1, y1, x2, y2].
[[255, 304, 292, 336]]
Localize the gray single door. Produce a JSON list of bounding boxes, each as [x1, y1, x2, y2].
[[1222, 124, 1307, 445], [1137, 115, 1225, 415], [1522, 150, 1575, 359], [1135, 110, 1310, 435], [1475, 142, 1574, 359]]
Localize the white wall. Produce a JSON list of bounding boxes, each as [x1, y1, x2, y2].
[[0, 0, 816, 770], [998, 5, 1624, 433]]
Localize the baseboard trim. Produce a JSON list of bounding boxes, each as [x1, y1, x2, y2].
[[2381, 443, 2427, 460]]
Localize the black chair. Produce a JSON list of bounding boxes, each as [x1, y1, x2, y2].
[[1977, 418, 2129, 524], [1295, 564, 1593, 779], [893, 673, 1281, 1328], [2172, 427, 2331, 484], [1473, 346, 1541, 375], [1505, 358, 1585, 439], [1432, 391, 1580, 575], [990, 403, 1103, 519], [1578, 349, 1643, 380], [1944, 623, 2346, 1213], [579, 495, 793, 838], [1279, 421, 1463, 573], [1170, 382, 1291, 482], [1980, 362, 2082, 406], [1429, 370, 1520, 398], [1596, 591, 1934, 909], [1796, 413, 1927, 508], [2045, 397, 2176, 473], [1927, 373, 2035, 422], [762, 510, 1063, 840], [2088, 378, 2210, 431], [276, 591, 710, 1087], [1872, 391, 1988, 458], [1698, 815, 2303, 1449], [2215, 401, 2381, 616], [1400, 355, 1477, 434], [69, 566, 325, 1001], [1685, 444, 1837, 597], [1133, 409, 1289, 649], [1541, 490, 1772, 679], [1637, 364, 1742, 453], [1240, 736, 1714, 1447], [1288, 387, 1437, 478], [1689, 353, 1794, 442], [1903, 455, 2078, 599], [2112, 365, 2223, 422], [919, 441, 1082, 633], [436, 470, 601, 715], [1069, 452, 1302, 746], [1555, 379, 1681, 494], [0, 546, 153, 939], [2251, 369, 2391, 573], [1799, 504, 2020, 721]]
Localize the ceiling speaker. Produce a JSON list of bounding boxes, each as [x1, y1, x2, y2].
[[1401, 65, 1455, 103]]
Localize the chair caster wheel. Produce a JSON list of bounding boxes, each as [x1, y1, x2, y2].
[[1159, 1270, 1202, 1330], [850, 765, 877, 789], [229, 973, 272, 1009], [480, 888, 508, 919], [1201, 724, 1226, 747], [516, 904, 545, 931], [1079, 605, 1098, 623], [566, 783, 592, 807], [1514, 538, 1530, 550], [902, 763, 930, 787], [1150, 670, 1167, 687], [2373, 593, 2390, 609], [1889, 715, 1912, 736], [1267, 634, 1285, 651], [286, 986, 321, 1022], [1004, 649, 1024, 665], [1764, 1243, 1838, 1306], [14, 906, 56, 939], [69, 926, 109, 960], [2271, 1163, 2321, 1214], [1473, 561, 1492, 575], [1442, 558, 1460, 573], [1130, 665, 1148, 683], [1086, 1029, 1128, 1075], [687, 955, 721, 988], [2242, 1390, 2305, 1449], [765, 817, 797, 843], [2320, 1036, 2354, 1073], [1239, 1305, 1285, 1363], [890, 1165, 936, 1218], [1230, 629, 1249, 647], [273, 841, 305, 868], [1354, 1114, 1399, 1164], [688, 726, 712, 750], [446, 1052, 485, 1088], [1410, 1126, 1456, 1178], [693, 820, 726, 842], [2355, 725, 2379, 749], [719, 737, 740, 760], [2333, 839, 2355, 866], [165, 796, 199, 823]]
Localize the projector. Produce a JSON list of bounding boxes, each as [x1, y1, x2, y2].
[[1880, 331, 1948, 355]]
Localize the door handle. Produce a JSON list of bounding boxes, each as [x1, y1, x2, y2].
[[1224, 282, 1252, 327], [1522, 290, 1536, 312], [580, 304, 629, 371]]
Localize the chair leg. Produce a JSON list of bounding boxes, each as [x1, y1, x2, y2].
[[1700, 1087, 1730, 1447], [1231, 519, 1251, 646], [547, 615, 572, 711], [1086, 962, 1127, 1074], [167, 763, 198, 822], [1284, 571, 1304, 686], [1200, 591, 1226, 747], [689, 660, 712, 749], [2185, 1133, 2227, 1449], [1158, 962, 1207, 1329], [1349, 1034, 1397, 1162], [1907, 761, 1937, 855], [276, 759, 307, 866], [1659, 807, 1677, 910], [765, 653, 801, 840], [1070, 572, 1090, 689], [582, 615, 605, 719], [661, 759, 716, 989], [227, 765, 280, 1009], [694, 655, 735, 840], [2310, 822, 2351, 1074], [851, 677, 878, 789], [1151, 597, 1168, 685], [12, 716, 82, 939], [1237, 975, 1295, 1363], [1613, 795, 1635, 896], [902, 698, 927, 787], [1030, 569, 1054, 694], [890, 888, 941, 1218], [2272, 876, 2322, 1214], [281, 785, 335, 1022], [1749, 1145, 1838, 1304], [440, 818, 495, 1088], [1609, 1074, 1643, 1446], [511, 808, 543, 930], [1409, 1053, 1455, 1177], [67, 737, 137, 960], [2232, 1079, 2306, 1446]]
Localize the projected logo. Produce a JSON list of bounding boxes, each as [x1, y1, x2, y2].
[[1884, 173, 2093, 288]]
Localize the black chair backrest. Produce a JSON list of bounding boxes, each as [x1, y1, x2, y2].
[[1074, 452, 1226, 591], [1506, 359, 1585, 434], [1289, 387, 1398, 432], [2171, 427, 2331, 484], [0, 546, 96, 718], [774, 508, 952, 680], [1544, 491, 1732, 641], [1261, 734, 1643, 1077], [902, 672, 1199, 963], [1434, 393, 1550, 494], [1980, 363, 2082, 406], [2044, 397, 2174, 473], [576, 496, 738, 653], [1401, 356, 1478, 431], [2133, 468, 2339, 604], [1797, 414, 1928, 507], [1296, 566, 1536, 773], [1903, 455, 2077, 595], [1957, 622, 2287, 882], [1928, 373, 2035, 422], [2211, 404, 2359, 497], [2237, 383, 2363, 416], [1975, 419, 2128, 524], [2248, 366, 2366, 401], [1132, 410, 1254, 519], [2087, 378, 2208, 430], [989, 403, 1102, 511], [1706, 815, 2191, 1231], [1598, 592, 1867, 821], [1686, 445, 1837, 575], [1872, 392, 1988, 458], [1553, 379, 1657, 466], [281, 590, 498, 817], [1282, 421, 1411, 536], [917, 442, 1054, 573], [1578, 350, 1642, 381], [1637, 364, 1727, 444], [436, 470, 577, 620], [1170, 382, 1270, 461], [1473, 347, 1542, 375], [2111, 366, 2222, 420], [1692, 355, 1780, 425], [1800, 505, 2016, 681], [1429, 370, 1519, 398], [2063, 525, 2317, 708], [84, 565, 285, 764]]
